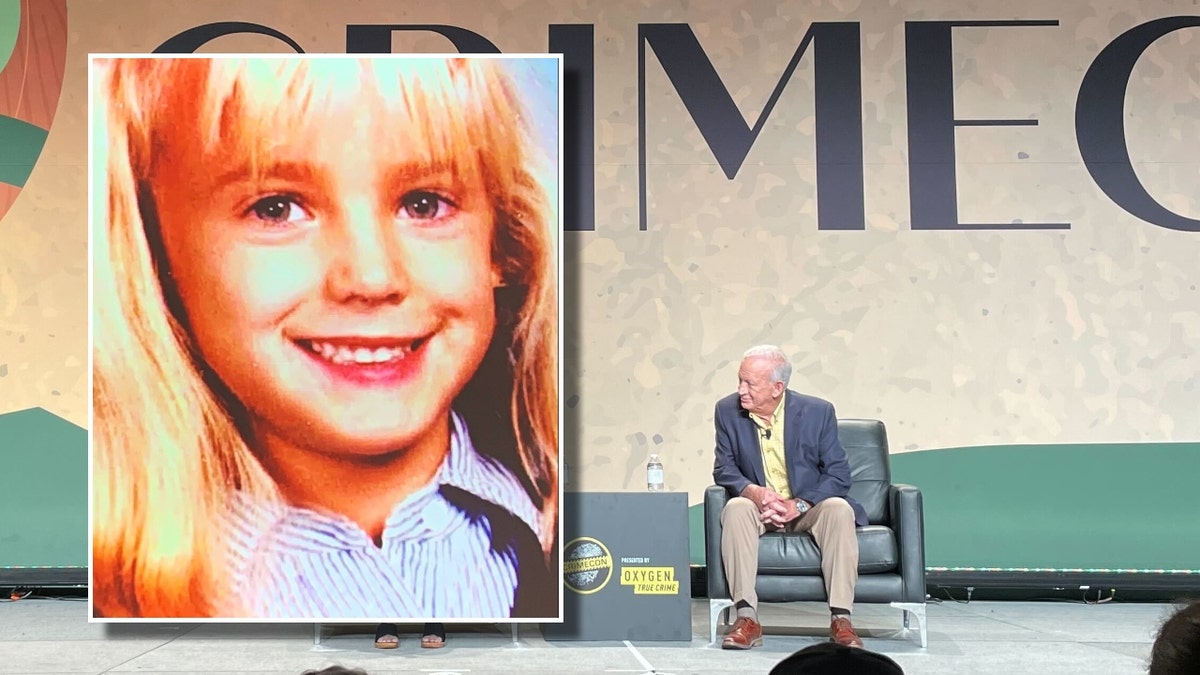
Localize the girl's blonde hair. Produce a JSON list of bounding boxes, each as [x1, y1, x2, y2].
[[92, 57, 559, 618]]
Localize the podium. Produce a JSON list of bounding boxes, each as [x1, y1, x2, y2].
[[543, 491, 692, 641]]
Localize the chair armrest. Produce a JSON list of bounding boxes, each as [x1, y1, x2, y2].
[[704, 485, 731, 599], [889, 483, 926, 603]]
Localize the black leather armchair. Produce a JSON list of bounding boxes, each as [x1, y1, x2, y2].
[[704, 419, 927, 647]]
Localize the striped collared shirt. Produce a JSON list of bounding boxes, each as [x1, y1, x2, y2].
[[220, 412, 542, 620]]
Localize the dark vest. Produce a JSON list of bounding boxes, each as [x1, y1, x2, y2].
[[440, 485, 556, 618]]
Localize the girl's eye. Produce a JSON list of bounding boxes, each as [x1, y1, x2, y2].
[[398, 190, 457, 221], [246, 195, 310, 225]]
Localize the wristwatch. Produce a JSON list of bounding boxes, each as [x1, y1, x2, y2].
[[794, 498, 810, 515]]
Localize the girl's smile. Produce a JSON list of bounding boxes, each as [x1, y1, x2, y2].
[[293, 333, 431, 386]]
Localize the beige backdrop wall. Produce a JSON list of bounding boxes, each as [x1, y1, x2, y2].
[[2, 0, 1196, 502]]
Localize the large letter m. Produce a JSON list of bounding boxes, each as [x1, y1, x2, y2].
[[637, 23, 864, 231]]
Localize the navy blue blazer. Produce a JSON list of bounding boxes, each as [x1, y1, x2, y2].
[[712, 390, 868, 527]]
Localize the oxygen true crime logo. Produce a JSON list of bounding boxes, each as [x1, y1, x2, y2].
[[620, 566, 680, 595]]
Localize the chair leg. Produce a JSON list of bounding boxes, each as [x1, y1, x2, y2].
[[890, 602, 926, 648], [708, 598, 735, 646]]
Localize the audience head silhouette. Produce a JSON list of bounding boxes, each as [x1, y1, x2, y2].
[[301, 667, 370, 675], [1150, 600, 1200, 675], [769, 643, 905, 675]]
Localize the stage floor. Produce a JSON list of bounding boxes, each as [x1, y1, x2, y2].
[[0, 597, 1167, 674]]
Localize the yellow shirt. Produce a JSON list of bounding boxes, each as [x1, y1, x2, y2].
[[750, 394, 791, 499]]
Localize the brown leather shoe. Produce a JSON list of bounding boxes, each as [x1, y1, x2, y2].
[[830, 616, 864, 647], [721, 616, 763, 650]]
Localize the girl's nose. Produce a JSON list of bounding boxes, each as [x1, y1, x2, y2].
[[325, 206, 409, 305]]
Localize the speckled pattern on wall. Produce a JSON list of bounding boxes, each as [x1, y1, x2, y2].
[[1, 1, 1196, 504]]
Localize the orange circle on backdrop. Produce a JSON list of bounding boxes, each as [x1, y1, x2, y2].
[[0, 0, 68, 222]]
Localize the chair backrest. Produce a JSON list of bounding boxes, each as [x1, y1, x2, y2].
[[837, 419, 891, 525]]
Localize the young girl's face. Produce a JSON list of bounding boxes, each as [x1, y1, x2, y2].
[[149, 61, 499, 459]]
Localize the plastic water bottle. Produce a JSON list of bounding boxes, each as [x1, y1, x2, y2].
[[646, 453, 665, 492]]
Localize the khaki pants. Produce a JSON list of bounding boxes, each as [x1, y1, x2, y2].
[[719, 496, 859, 612]]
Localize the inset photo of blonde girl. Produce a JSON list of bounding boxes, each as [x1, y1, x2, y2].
[[88, 54, 561, 622]]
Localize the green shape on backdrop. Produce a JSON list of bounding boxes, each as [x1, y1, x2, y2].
[[0, 114, 48, 187], [0, 408, 87, 567], [0, 0, 19, 75], [889, 442, 1200, 571], [689, 442, 1200, 573]]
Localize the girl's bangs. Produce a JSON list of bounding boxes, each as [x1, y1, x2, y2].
[[135, 57, 520, 186]]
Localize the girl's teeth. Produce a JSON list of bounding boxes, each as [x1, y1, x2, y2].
[[307, 341, 409, 365]]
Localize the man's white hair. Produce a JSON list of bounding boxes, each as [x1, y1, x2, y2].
[[743, 344, 792, 386]]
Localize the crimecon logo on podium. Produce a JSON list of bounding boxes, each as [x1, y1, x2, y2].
[[0, 0, 68, 222], [562, 537, 613, 594]]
